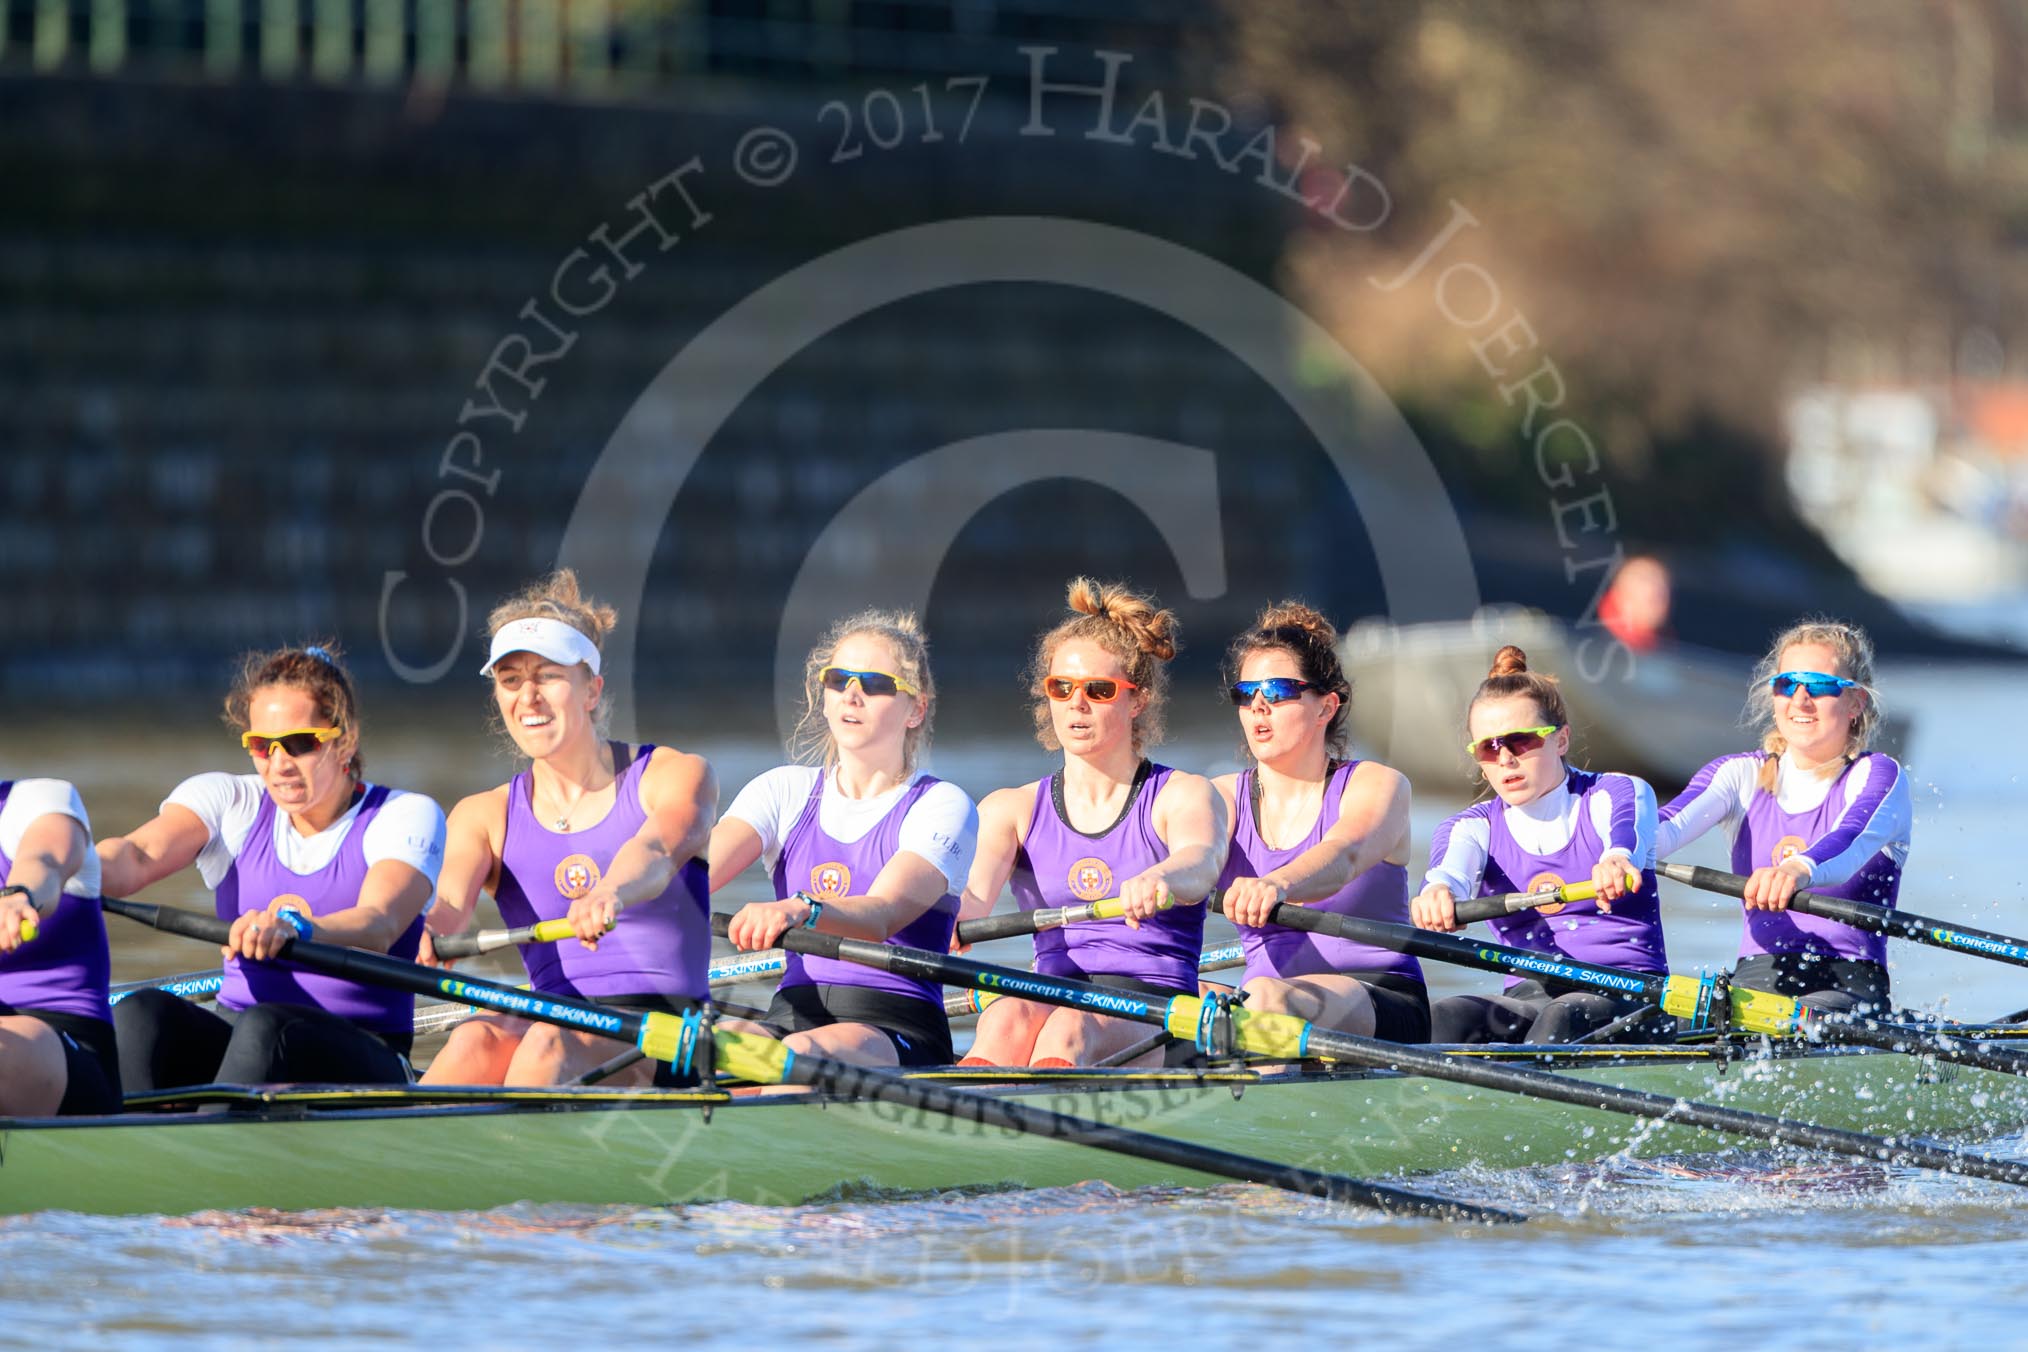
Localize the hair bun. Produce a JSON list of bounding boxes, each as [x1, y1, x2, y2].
[[1256, 601, 1334, 647], [1487, 644, 1530, 679], [1064, 577, 1178, 661]]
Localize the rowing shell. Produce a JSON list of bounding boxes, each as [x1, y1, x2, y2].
[[2, 1043, 2021, 1216]]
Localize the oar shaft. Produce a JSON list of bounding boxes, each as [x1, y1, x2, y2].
[[1659, 862, 2028, 971], [746, 915, 2028, 1189]]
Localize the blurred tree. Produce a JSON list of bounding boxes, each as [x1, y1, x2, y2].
[[1218, 0, 2028, 501]]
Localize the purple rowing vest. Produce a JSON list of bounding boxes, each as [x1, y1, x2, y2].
[[1012, 763, 1206, 993], [217, 784, 422, 1034], [0, 782, 111, 1023], [1735, 753, 1901, 965], [496, 744, 711, 1003], [1221, 763, 1423, 987], [771, 773, 957, 1005], [1473, 770, 1667, 981]]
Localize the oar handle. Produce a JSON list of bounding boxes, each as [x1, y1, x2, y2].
[[953, 890, 1214, 946], [433, 918, 582, 959], [1451, 879, 1607, 925]]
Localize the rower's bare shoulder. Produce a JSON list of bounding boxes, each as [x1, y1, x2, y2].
[[448, 785, 512, 842], [977, 782, 1040, 830], [641, 745, 716, 796], [1345, 760, 1410, 801]]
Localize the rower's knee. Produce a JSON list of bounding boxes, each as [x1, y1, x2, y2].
[[0, 1016, 66, 1116], [421, 1018, 520, 1084], [505, 1023, 573, 1085]]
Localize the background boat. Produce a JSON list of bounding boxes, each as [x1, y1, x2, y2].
[[1341, 607, 1912, 795]]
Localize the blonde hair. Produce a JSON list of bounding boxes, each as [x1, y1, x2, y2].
[[1748, 618, 1882, 790], [1224, 600, 1353, 757], [1028, 577, 1179, 755], [790, 609, 936, 773], [223, 641, 364, 782], [484, 569, 620, 735]]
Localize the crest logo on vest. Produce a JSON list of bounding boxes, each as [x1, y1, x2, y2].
[[808, 863, 851, 900], [1772, 834, 1807, 868], [554, 854, 603, 899], [1525, 871, 1568, 916], [266, 894, 313, 918], [1067, 857, 1114, 902]]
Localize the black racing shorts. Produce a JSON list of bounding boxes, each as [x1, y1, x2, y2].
[[601, 994, 706, 1087], [759, 983, 955, 1068], [1345, 971, 1433, 1045], [1732, 953, 1890, 1013], [0, 1004, 122, 1115]]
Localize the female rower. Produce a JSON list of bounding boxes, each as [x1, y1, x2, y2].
[[1212, 603, 1428, 1041], [422, 571, 716, 1086], [959, 578, 1225, 1067], [712, 609, 976, 1069], [0, 778, 118, 1114], [101, 645, 446, 1088], [1656, 619, 1907, 1013], [1411, 645, 1668, 1043]]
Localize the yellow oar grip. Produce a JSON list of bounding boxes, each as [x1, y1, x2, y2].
[[1655, 973, 1804, 1036], [1726, 985, 1805, 1037], [18, 918, 36, 943], [1161, 996, 1313, 1060], [711, 1027, 793, 1084], [636, 1017, 793, 1082], [530, 919, 579, 944]]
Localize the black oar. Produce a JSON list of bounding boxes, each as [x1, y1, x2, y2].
[[100, 896, 1514, 1223], [1659, 862, 2028, 972], [1209, 898, 2028, 1080], [732, 916, 2028, 1189]]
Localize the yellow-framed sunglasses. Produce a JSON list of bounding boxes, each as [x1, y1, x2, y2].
[[818, 667, 918, 698], [241, 726, 344, 759]]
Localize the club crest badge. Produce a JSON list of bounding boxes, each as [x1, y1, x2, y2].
[[809, 863, 851, 900], [1772, 835, 1807, 868], [1525, 871, 1568, 916], [555, 854, 602, 900], [266, 894, 313, 918], [1068, 857, 1114, 902]]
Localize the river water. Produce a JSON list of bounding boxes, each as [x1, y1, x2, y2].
[[5, 662, 2027, 1347]]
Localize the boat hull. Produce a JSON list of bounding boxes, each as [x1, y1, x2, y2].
[[2, 1046, 2019, 1216]]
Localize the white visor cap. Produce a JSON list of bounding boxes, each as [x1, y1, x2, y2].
[[479, 617, 603, 677]]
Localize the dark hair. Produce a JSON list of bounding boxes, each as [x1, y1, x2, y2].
[[1223, 600, 1352, 756], [223, 641, 363, 780], [1469, 645, 1570, 737], [1027, 577, 1179, 754]]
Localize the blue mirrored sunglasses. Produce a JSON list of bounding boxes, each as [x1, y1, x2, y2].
[[1769, 670, 1857, 699], [1230, 677, 1317, 706]]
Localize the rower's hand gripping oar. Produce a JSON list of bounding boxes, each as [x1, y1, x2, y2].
[[99, 895, 1518, 1223], [756, 907, 2028, 1190], [1659, 862, 2028, 971]]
